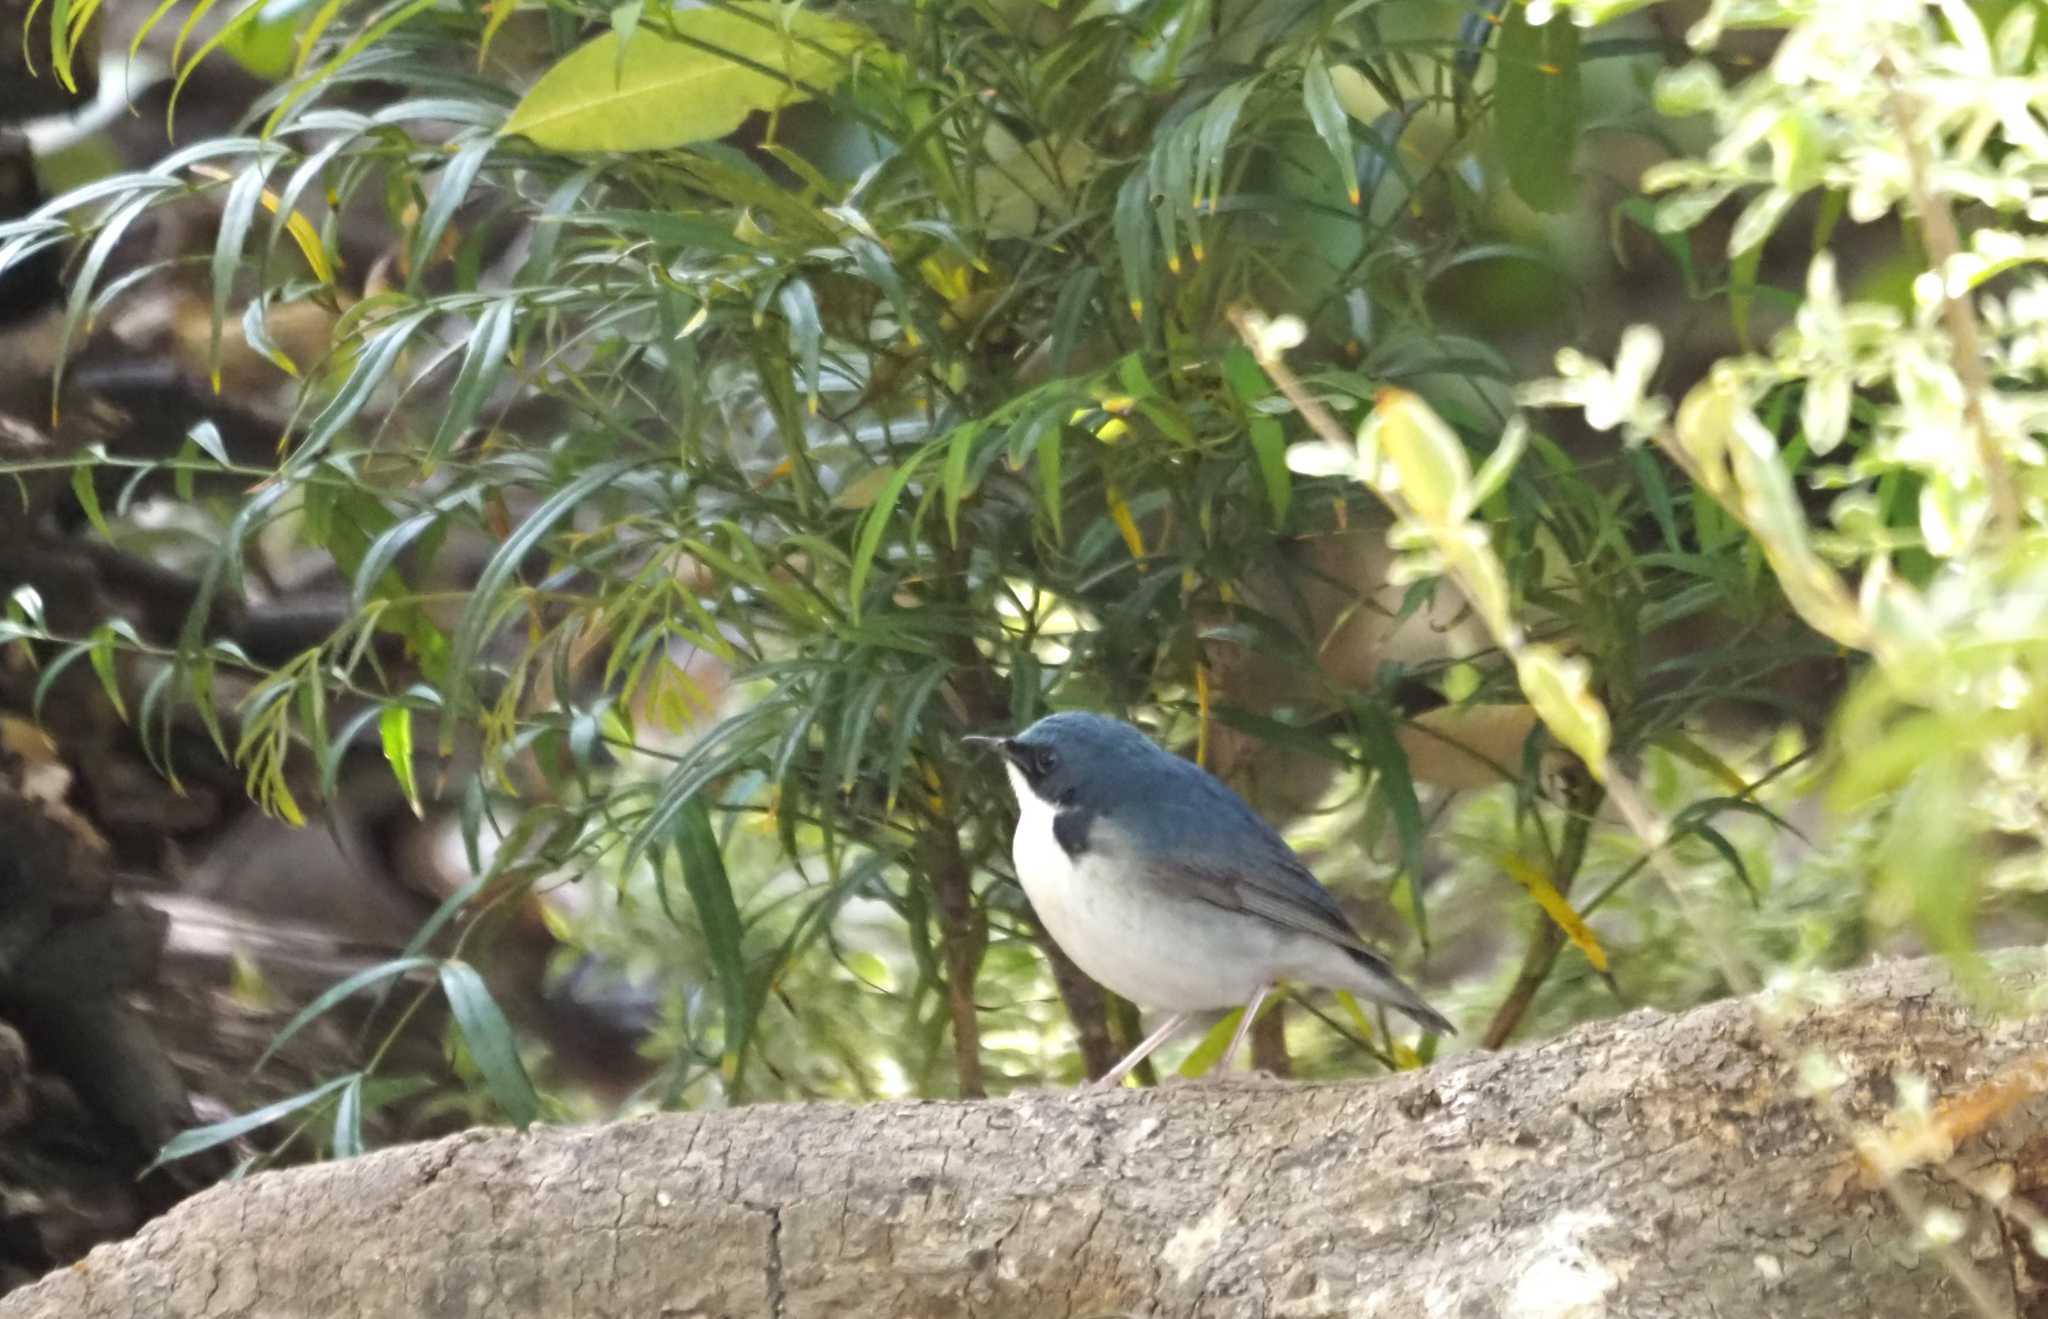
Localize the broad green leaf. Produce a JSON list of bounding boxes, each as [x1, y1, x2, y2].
[[501, 4, 873, 153], [975, 133, 1104, 239], [440, 960, 539, 1127], [1495, 4, 1581, 213]]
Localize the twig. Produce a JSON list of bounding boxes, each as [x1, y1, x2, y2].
[[1886, 70, 2021, 541], [1480, 772, 1604, 1049]]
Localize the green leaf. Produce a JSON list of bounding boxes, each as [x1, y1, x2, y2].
[[1302, 54, 1361, 206], [1113, 169, 1154, 322], [668, 799, 753, 1092], [302, 307, 436, 457], [1495, 3, 1582, 213], [69, 459, 110, 538], [426, 297, 517, 467], [501, 3, 873, 152], [1683, 820, 1758, 906], [255, 955, 438, 1073], [1356, 701, 1428, 948], [1036, 422, 1064, 545], [1248, 417, 1290, 527], [848, 442, 938, 621], [408, 136, 494, 290], [379, 703, 422, 816], [331, 1073, 364, 1158], [209, 161, 272, 394], [152, 1073, 358, 1170], [443, 459, 635, 736], [940, 421, 984, 545], [439, 960, 539, 1127], [87, 627, 127, 722]]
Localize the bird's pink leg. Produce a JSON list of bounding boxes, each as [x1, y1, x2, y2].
[[1091, 1012, 1191, 1089]]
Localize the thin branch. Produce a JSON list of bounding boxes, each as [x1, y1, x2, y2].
[[1885, 69, 2021, 541]]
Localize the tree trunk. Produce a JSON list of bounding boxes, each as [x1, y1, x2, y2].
[[10, 952, 2048, 1319]]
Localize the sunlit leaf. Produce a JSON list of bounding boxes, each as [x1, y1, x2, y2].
[[501, 4, 873, 152]]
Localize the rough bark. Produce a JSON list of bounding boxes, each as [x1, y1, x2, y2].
[[12, 953, 2048, 1318]]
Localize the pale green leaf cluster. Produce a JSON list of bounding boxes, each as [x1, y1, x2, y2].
[[1528, 0, 2048, 960]]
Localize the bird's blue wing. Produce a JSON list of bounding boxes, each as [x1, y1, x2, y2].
[[1115, 753, 1367, 950]]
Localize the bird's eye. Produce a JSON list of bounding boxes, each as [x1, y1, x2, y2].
[[1036, 747, 1059, 776]]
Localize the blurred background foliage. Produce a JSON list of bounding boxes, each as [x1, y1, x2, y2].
[[0, 0, 2035, 1207]]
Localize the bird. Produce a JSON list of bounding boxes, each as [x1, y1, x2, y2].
[[967, 711, 1454, 1087]]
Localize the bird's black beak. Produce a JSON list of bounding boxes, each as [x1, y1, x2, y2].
[[961, 734, 1019, 765]]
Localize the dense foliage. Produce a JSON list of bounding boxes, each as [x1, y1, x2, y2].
[[2, 0, 2041, 1176]]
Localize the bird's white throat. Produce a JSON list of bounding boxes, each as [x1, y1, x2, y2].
[[1003, 763, 1072, 894]]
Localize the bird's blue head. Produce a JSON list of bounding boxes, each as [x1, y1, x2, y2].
[[965, 711, 1166, 811]]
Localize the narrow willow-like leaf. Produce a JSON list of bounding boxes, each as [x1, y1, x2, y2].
[[379, 703, 421, 816], [1112, 170, 1154, 321], [442, 459, 634, 737], [424, 296, 516, 466], [1302, 54, 1361, 206], [1248, 416, 1290, 527], [255, 956, 438, 1072], [848, 443, 939, 621], [151, 1073, 358, 1169], [209, 161, 273, 393], [439, 960, 539, 1126], [331, 1074, 364, 1158], [669, 799, 752, 1092], [1357, 700, 1428, 948], [408, 136, 494, 286]]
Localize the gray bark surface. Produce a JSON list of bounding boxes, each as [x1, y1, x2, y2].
[[10, 952, 2048, 1319]]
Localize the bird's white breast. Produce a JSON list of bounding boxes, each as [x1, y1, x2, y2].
[[1003, 764, 1272, 1011]]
